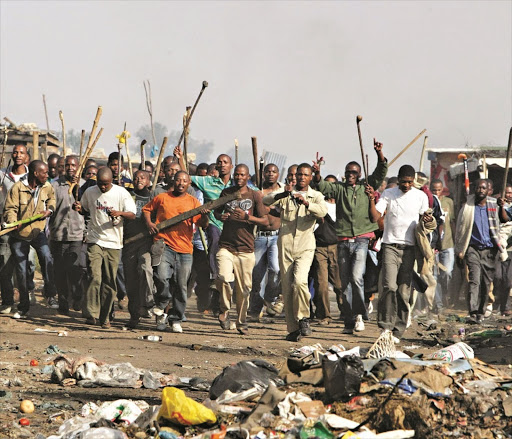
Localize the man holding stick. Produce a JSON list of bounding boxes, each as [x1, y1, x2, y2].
[[143, 171, 209, 333], [49, 156, 85, 314], [312, 139, 387, 333], [175, 145, 234, 315], [4, 160, 57, 318], [0, 144, 29, 314]]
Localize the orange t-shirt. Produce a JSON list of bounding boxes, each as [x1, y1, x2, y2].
[[142, 192, 201, 254]]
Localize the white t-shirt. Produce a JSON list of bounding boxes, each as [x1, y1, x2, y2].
[[81, 185, 137, 249], [376, 186, 429, 245]]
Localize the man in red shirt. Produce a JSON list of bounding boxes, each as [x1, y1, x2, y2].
[[143, 171, 209, 333]]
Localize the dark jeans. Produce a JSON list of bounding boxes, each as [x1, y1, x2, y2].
[[465, 246, 497, 317], [494, 251, 512, 313], [0, 234, 15, 306], [153, 245, 193, 322], [377, 244, 415, 337], [50, 240, 84, 310], [206, 224, 222, 312], [10, 232, 57, 313], [122, 239, 154, 320], [116, 249, 126, 301], [190, 246, 211, 312]]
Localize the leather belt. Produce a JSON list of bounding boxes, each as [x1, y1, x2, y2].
[[257, 230, 279, 237]]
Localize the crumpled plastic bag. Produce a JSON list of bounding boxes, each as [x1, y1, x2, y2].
[[209, 359, 284, 400], [78, 363, 143, 388], [158, 387, 216, 425], [322, 354, 364, 402], [425, 342, 474, 362]]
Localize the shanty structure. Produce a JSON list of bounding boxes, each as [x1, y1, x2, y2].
[[0, 121, 63, 167], [426, 145, 510, 211]]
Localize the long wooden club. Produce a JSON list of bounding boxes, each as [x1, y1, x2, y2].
[[356, 115, 368, 179], [388, 129, 427, 167], [152, 136, 169, 192]]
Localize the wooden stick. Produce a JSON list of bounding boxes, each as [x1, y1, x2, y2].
[[502, 127, 512, 196], [365, 154, 369, 180], [183, 107, 191, 172], [69, 128, 103, 195], [356, 115, 368, 179], [78, 130, 85, 165], [388, 129, 427, 167], [32, 131, 39, 160], [59, 110, 66, 156], [123, 122, 134, 181], [418, 135, 428, 173], [42, 94, 50, 132], [175, 81, 208, 151], [143, 80, 157, 146], [140, 140, 147, 169], [0, 127, 8, 169], [251, 137, 259, 186], [152, 136, 169, 192], [80, 106, 102, 170], [234, 138, 239, 165], [125, 190, 240, 245]]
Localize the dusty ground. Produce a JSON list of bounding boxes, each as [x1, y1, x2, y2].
[[1, 277, 511, 437]]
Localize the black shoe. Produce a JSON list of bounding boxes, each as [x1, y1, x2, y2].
[[218, 313, 231, 330], [299, 318, 312, 336], [124, 318, 140, 329], [237, 324, 249, 335], [285, 330, 303, 342]]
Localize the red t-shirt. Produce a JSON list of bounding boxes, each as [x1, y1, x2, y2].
[[142, 192, 200, 254]]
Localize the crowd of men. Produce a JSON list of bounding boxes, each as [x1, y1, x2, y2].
[[0, 140, 511, 343]]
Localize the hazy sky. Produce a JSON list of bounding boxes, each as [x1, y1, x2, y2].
[[1, 0, 511, 176]]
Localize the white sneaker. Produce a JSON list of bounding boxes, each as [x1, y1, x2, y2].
[[354, 315, 365, 332], [156, 313, 168, 331], [13, 310, 28, 319], [171, 322, 183, 333], [0, 305, 12, 314], [484, 303, 493, 318], [153, 307, 165, 317]]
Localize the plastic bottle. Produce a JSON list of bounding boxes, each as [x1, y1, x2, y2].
[[138, 335, 162, 342]]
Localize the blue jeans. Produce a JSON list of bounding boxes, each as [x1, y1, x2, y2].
[[10, 232, 56, 313], [249, 234, 280, 314], [434, 247, 454, 310], [153, 245, 192, 322], [338, 240, 368, 328]]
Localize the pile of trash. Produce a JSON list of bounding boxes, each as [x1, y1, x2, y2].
[[6, 329, 512, 439]]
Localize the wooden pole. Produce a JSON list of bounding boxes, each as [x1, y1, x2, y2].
[[175, 81, 208, 151], [418, 135, 428, 173], [78, 130, 86, 165], [152, 136, 169, 192], [32, 131, 39, 160], [123, 122, 134, 180], [42, 94, 50, 132], [59, 110, 66, 156], [125, 190, 240, 244], [80, 106, 102, 170], [251, 136, 259, 187], [0, 127, 7, 169], [234, 138, 239, 165], [388, 129, 427, 167], [502, 127, 512, 196], [356, 116, 368, 179], [183, 106, 191, 172], [143, 80, 157, 146]]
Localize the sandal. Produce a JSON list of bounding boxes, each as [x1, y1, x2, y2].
[[218, 313, 231, 330]]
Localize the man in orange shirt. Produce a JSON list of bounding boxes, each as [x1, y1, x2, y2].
[[142, 171, 209, 333]]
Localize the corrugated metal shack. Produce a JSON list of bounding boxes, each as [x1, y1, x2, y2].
[[427, 145, 510, 212]]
